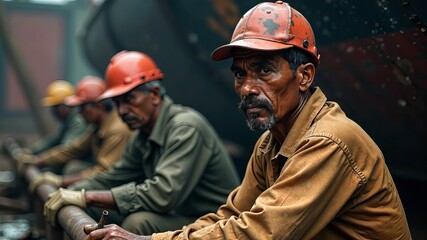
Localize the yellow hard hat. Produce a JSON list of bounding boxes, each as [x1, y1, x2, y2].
[[41, 80, 75, 106]]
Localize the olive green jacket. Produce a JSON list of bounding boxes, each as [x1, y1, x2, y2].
[[29, 108, 88, 154], [153, 88, 411, 240], [70, 96, 240, 217]]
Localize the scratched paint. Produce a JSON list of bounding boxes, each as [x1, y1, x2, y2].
[[262, 19, 280, 36]]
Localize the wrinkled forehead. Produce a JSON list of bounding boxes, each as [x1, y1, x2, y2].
[[231, 48, 285, 66]]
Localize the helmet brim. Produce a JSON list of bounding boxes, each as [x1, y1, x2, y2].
[[64, 95, 84, 107], [41, 97, 61, 107], [97, 81, 143, 101], [211, 38, 294, 61]]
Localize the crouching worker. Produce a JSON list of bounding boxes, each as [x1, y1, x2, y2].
[[43, 51, 240, 235], [28, 76, 132, 190]]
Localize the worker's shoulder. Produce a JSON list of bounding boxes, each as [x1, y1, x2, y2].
[[309, 101, 381, 156], [168, 103, 211, 126]]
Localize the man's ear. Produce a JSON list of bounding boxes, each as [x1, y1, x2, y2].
[[297, 63, 315, 92], [150, 87, 162, 106]]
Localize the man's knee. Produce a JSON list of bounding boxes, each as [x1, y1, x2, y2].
[[122, 211, 196, 235], [121, 212, 154, 234]]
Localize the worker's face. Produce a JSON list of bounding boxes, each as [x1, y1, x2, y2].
[[112, 88, 158, 131], [79, 102, 101, 124], [51, 104, 72, 121], [231, 51, 300, 131]]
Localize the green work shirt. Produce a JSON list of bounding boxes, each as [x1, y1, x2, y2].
[[153, 88, 411, 240], [70, 96, 240, 217], [29, 108, 89, 154]]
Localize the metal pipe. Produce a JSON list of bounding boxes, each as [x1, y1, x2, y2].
[[58, 206, 97, 240], [3, 137, 98, 240], [83, 210, 108, 234]]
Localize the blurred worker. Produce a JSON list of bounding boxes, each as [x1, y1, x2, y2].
[[44, 51, 240, 235], [83, 2, 411, 240], [13, 80, 89, 173], [27, 76, 132, 190]]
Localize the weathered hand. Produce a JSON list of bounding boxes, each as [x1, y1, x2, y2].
[[12, 148, 36, 176], [12, 148, 36, 164], [44, 187, 86, 226], [29, 171, 62, 193], [84, 224, 151, 240]]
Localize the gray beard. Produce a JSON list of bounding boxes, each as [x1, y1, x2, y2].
[[246, 113, 276, 131]]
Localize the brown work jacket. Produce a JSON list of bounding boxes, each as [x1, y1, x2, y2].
[[153, 87, 411, 240], [38, 111, 132, 177]]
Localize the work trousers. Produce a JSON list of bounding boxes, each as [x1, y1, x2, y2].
[[87, 207, 197, 235]]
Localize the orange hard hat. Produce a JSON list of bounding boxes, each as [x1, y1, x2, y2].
[[98, 51, 164, 100], [41, 80, 74, 106], [211, 1, 320, 65], [64, 76, 106, 106]]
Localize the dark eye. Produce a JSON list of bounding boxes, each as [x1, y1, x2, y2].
[[260, 67, 271, 75], [124, 93, 136, 104], [233, 70, 245, 79]]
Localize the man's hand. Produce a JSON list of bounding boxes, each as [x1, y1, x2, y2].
[[44, 187, 86, 226], [29, 172, 62, 193], [12, 148, 36, 164], [84, 224, 151, 240]]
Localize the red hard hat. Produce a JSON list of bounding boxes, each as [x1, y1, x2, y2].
[[64, 76, 106, 106], [98, 51, 164, 100], [211, 1, 320, 65]]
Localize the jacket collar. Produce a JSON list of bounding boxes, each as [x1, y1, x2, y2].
[[143, 95, 173, 147], [276, 87, 327, 158]]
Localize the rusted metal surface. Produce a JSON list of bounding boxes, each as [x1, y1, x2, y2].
[[59, 206, 96, 240], [3, 137, 97, 240], [84, 210, 108, 234]]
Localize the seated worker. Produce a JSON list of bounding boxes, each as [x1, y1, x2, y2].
[[27, 76, 133, 190], [13, 80, 89, 173], [43, 50, 240, 235], [82, 2, 411, 240]]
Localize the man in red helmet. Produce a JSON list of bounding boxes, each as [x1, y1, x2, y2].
[[43, 51, 240, 235], [27, 76, 132, 189], [83, 1, 411, 240]]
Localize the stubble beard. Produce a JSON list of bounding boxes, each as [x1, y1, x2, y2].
[[238, 95, 276, 132], [246, 112, 275, 131]]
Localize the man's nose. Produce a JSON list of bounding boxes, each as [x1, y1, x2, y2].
[[240, 78, 260, 98]]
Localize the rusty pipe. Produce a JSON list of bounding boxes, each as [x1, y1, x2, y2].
[[2, 137, 57, 198], [58, 206, 97, 240], [83, 210, 109, 234], [3, 137, 99, 240]]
